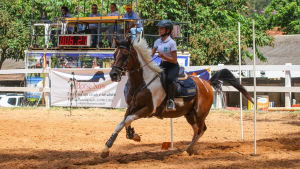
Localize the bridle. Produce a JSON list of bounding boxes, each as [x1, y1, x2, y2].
[[111, 44, 134, 82], [111, 44, 159, 81]]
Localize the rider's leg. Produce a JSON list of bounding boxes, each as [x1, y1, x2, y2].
[[165, 62, 179, 111]]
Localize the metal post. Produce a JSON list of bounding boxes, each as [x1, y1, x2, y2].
[[84, 0, 86, 16], [252, 19, 258, 156], [30, 0, 34, 47], [239, 22, 243, 141], [53, 0, 56, 19], [171, 118, 174, 148], [136, 0, 138, 12], [118, 0, 121, 19], [77, 0, 80, 20], [186, 0, 189, 51], [285, 63, 292, 107], [101, 0, 103, 19]]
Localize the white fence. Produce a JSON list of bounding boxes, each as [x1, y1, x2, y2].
[[0, 68, 51, 108], [1, 64, 300, 109]]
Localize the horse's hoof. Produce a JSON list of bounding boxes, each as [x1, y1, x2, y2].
[[101, 151, 109, 158], [179, 151, 190, 156], [133, 134, 141, 142]]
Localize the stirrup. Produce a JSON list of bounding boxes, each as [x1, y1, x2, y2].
[[166, 99, 176, 111]]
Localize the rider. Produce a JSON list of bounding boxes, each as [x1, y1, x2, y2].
[[152, 20, 179, 111]]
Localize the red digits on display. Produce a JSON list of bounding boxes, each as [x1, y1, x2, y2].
[[83, 36, 87, 45], [78, 36, 82, 45], [60, 36, 64, 45], [70, 36, 74, 45], [60, 36, 87, 45], [65, 36, 69, 45]]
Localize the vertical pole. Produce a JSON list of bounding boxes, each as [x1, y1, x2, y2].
[[42, 53, 46, 107], [84, 0, 86, 17], [30, 0, 34, 47], [136, 0, 138, 12], [285, 63, 292, 107], [239, 22, 243, 141], [118, 0, 121, 19], [53, 0, 56, 19], [171, 118, 174, 148], [77, 0, 80, 20], [186, 0, 189, 51], [252, 19, 258, 156], [101, 0, 103, 19]]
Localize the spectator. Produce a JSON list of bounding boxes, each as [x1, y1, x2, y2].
[[88, 4, 107, 48], [105, 3, 121, 47], [118, 4, 143, 42], [50, 6, 73, 47]]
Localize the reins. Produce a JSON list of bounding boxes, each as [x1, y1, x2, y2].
[[112, 43, 161, 111]]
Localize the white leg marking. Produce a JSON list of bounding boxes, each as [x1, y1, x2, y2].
[[124, 114, 137, 127], [114, 119, 125, 134], [103, 146, 109, 152], [199, 78, 209, 93]]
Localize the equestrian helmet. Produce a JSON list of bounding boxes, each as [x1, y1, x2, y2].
[[157, 20, 173, 32]]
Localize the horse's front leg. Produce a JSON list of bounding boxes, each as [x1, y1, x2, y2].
[[101, 106, 150, 158]]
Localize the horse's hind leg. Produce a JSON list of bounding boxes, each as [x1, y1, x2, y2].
[[185, 111, 208, 155], [184, 111, 199, 141]]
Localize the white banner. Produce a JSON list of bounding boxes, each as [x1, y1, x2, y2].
[[51, 69, 128, 108]]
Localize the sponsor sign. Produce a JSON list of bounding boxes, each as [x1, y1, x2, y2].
[[51, 69, 128, 108]]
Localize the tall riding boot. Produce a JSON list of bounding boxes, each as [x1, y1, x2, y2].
[[166, 82, 176, 111]]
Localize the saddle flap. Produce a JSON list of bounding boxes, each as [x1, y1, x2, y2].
[[178, 67, 185, 78]]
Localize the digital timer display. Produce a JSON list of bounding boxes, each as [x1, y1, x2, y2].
[[58, 35, 91, 46]]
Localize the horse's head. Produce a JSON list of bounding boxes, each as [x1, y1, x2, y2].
[[110, 38, 138, 82]]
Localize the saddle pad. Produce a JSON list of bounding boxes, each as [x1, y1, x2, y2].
[[176, 77, 197, 98]]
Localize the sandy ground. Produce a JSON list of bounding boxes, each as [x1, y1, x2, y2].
[[0, 107, 300, 169]]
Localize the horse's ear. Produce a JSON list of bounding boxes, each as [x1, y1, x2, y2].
[[114, 38, 119, 47], [127, 37, 132, 46]]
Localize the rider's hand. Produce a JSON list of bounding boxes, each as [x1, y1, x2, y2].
[[158, 53, 164, 59], [111, 61, 114, 67]]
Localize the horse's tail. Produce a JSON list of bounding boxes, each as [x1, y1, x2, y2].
[[208, 69, 254, 103]]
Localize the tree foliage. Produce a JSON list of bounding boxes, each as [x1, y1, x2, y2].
[[0, 0, 34, 69], [139, 0, 274, 65], [266, 0, 300, 34], [0, 0, 275, 68]]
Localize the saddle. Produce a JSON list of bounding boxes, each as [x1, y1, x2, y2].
[[160, 67, 197, 98]]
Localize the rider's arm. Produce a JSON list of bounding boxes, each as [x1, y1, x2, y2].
[[158, 51, 177, 64], [151, 47, 157, 57]]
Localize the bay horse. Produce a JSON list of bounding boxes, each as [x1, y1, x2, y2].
[[101, 37, 253, 158]]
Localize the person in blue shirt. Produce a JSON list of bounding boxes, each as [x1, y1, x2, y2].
[[88, 4, 108, 48], [118, 4, 143, 42], [50, 6, 73, 47]]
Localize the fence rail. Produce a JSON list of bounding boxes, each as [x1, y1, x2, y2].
[[1, 64, 299, 109], [0, 68, 50, 108]]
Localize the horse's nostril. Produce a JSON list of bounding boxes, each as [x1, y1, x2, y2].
[[113, 73, 118, 77]]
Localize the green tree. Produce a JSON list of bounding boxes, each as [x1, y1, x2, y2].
[[248, 0, 272, 18], [266, 0, 300, 34], [0, 0, 35, 69], [139, 0, 274, 65]]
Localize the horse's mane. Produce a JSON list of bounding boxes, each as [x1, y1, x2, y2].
[[133, 38, 163, 73]]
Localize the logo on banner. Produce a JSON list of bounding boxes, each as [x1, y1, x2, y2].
[[77, 71, 105, 82]]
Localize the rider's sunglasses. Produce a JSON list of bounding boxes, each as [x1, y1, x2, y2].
[[92, 8, 97, 9]]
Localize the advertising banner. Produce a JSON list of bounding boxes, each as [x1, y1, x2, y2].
[[51, 69, 128, 108]]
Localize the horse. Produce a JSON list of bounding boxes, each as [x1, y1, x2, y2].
[[101, 37, 253, 158]]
